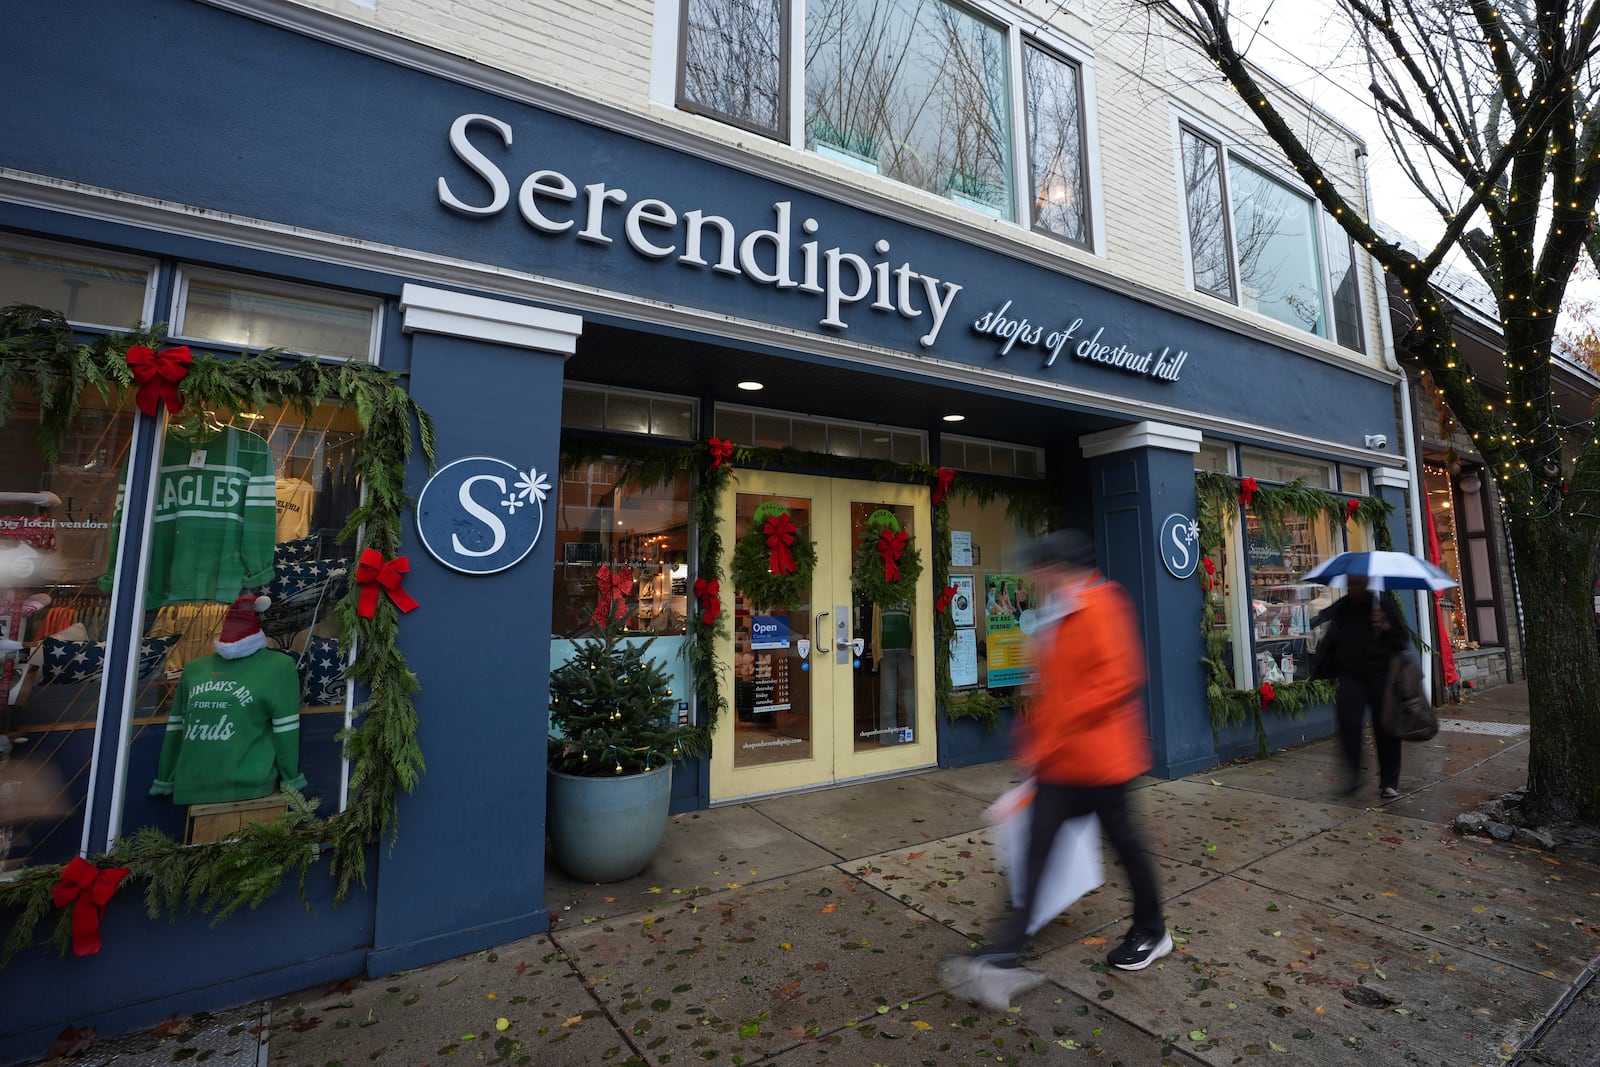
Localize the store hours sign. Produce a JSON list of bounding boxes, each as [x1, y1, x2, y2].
[[416, 456, 548, 574]]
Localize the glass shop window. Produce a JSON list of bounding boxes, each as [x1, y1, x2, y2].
[[118, 401, 363, 846], [1243, 506, 1341, 686], [943, 496, 1035, 697], [0, 233, 156, 331], [549, 458, 694, 727], [171, 267, 382, 363], [2, 387, 138, 869], [679, 0, 786, 137]]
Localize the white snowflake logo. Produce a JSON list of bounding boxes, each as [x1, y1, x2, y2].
[[501, 493, 525, 515], [1186, 520, 1200, 543], [515, 467, 550, 505]]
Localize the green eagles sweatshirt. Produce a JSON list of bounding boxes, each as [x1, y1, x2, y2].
[[103, 427, 278, 607], [151, 649, 306, 805]]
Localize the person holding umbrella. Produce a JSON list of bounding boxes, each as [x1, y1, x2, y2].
[[1303, 551, 1451, 799]]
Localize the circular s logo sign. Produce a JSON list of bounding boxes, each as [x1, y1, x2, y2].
[[1159, 513, 1200, 580], [416, 457, 548, 575]]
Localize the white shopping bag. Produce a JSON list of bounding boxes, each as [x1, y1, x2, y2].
[[987, 780, 1104, 936]]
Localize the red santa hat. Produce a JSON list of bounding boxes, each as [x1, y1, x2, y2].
[[216, 593, 272, 660]]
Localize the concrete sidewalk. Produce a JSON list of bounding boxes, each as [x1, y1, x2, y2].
[[51, 682, 1600, 1066]]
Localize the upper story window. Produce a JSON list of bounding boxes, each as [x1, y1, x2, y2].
[[1023, 42, 1089, 246], [680, 0, 786, 136], [672, 0, 1094, 243], [0, 233, 156, 330], [1179, 124, 1366, 353]]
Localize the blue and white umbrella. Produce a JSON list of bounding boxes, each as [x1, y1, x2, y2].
[[1299, 550, 1458, 592]]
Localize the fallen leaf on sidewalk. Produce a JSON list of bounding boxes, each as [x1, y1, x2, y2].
[[47, 1026, 96, 1058], [562, 1015, 584, 1027], [149, 1013, 190, 1037], [907, 851, 926, 860], [1081, 937, 1106, 945], [820, 903, 837, 914]]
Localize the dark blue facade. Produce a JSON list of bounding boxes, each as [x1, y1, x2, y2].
[[0, 1, 1409, 1059]]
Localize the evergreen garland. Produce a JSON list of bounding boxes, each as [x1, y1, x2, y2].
[[1194, 470, 1393, 752], [728, 501, 817, 611], [0, 306, 433, 964], [850, 511, 923, 608]]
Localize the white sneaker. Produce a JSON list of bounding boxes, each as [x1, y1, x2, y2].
[[939, 955, 1045, 1010]]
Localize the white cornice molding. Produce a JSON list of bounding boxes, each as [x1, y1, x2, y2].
[[400, 284, 582, 354], [1079, 422, 1202, 458], [1371, 467, 1412, 490]]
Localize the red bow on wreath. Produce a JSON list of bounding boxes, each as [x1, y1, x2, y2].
[[708, 437, 734, 470], [693, 577, 722, 626], [935, 584, 958, 613], [1239, 477, 1259, 506], [932, 467, 955, 506], [125, 345, 192, 417], [51, 857, 131, 957], [1345, 498, 1361, 522], [764, 513, 798, 575], [877, 529, 910, 583], [1259, 682, 1276, 705], [355, 548, 420, 620], [592, 564, 635, 627]]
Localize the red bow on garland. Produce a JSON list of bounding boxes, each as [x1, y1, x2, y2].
[[355, 548, 420, 620], [591, 564, 636, 627], [708, 437, 734, 470], [1259, 682, 1276, 705], [1345, 498, 1361, 522], [693, 577, 722, 626], [764, 513, 798, 575], [877, 529, 910, 583], [932, 467, 955, 506], [51, 857, 131, 957], [935, 584, 958, 613], [125, 345, 192, 418], [1239, 477, 1259, 506], [1200, 556, 1216, 591]]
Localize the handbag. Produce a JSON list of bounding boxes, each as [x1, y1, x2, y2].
[[1380, 650, 1438, 741], [987, 780, 1103, 935]]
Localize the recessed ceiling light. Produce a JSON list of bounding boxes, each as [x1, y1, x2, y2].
[[737, 380, 765, 391], [942, 413, 966, 422]]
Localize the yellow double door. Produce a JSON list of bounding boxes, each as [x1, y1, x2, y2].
[[711, 472, 934, 802]]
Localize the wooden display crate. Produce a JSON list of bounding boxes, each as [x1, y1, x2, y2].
[[186, 794, 288, 844]]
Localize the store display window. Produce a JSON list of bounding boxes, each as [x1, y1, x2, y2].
[[117, 401, 362, 846], [943, 496, 1034, 694], [1, 388, 136, 869], [1244, 507, 1341, 685], [549, 458, 693, 723]]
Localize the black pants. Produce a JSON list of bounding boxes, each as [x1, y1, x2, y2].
[[1336, 674, 1401, 792], [988, 781, 1163, 961]]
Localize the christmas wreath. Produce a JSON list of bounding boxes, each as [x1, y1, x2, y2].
[[729, 500, 816, 610], [852, 509, 922, 608]]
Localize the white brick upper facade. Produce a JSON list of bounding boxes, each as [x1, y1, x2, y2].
[[293, 0, 1386, 372]]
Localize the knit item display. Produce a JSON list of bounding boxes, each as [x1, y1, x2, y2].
[[102, 427, 278, 607], [150, 648, 305, 805]]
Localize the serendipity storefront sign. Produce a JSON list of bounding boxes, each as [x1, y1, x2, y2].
[[436, 114, 1197, 386]]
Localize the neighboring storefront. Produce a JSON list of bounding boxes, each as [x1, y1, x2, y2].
[[1, 0, 1412, 1057]]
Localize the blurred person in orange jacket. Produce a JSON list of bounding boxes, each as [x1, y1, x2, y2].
[[941, 529, 1168, 1010]]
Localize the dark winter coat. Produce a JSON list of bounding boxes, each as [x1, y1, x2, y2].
[[1313, 591, 1407, 685]]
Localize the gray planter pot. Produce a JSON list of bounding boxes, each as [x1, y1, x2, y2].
[[547, 763, 673, 883]]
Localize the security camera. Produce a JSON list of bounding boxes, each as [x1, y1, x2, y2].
[[1364, 434, 1389, 450]]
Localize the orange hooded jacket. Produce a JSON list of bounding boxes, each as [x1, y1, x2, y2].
[[1014, 574, 1152, 786]]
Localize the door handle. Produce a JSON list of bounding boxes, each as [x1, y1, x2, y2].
[[814, 611, 829, 659]]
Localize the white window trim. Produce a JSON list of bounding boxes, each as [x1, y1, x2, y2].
[[1171, 107, 1347, 344], [0, 231, 158, 331], [169, 265, 384, 364]]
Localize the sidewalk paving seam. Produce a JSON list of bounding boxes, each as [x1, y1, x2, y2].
[[1510, 952, 1600, 1065]]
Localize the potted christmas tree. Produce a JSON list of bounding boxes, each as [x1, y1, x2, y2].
[[546, 565, 708, 882]]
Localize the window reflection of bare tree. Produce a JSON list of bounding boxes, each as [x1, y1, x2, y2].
[[805, 0, 1008, 204], [1025, 46, 1085, 239], [683, 0, 782, 130], [1182, 133, 1235, 297]]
